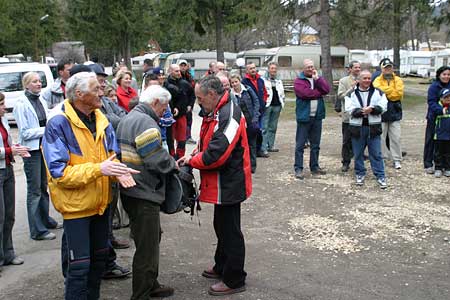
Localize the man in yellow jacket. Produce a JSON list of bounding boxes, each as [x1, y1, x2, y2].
[[373, 59, 404, 169], [42, 71, 138, 300]]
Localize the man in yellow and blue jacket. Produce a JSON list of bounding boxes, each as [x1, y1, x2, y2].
[[42, 72, 137, 300]]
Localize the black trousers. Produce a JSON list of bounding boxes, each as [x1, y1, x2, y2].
[[434, 140, 450, 170], [423, 118, 435, 169], [213, 203, 246, 289], [341, 122, 353, 166], [247, 127, 258, 172]]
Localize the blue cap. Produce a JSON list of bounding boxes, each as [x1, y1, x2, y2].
[[152, 67, 164, 75], [441, 88, 450, 98]]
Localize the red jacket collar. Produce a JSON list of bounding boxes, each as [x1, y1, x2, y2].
[[214, 90, 229, 115]]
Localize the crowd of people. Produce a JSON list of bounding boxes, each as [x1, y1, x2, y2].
[[0, 54, 449, 299]]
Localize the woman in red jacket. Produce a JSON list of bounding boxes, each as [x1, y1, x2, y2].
[[116, 70, 137, 112]]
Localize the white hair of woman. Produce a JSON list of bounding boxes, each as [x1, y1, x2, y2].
[[139, 85, 171, 105], [66, 72, 97, 102]]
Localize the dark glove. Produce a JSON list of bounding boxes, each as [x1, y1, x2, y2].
[[351, 108, 364, 118]]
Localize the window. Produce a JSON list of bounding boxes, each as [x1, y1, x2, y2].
[[245, 57, 260, 67], [413, 57, 431, 65], [0, 71, 47, 92], [278, 56, 292, 67], [431, 58, 435, 67], [444, 58, 448, 66], [331, 56, 345, 68], [132, 60, 141, 65], [185, 59, 195, 67]]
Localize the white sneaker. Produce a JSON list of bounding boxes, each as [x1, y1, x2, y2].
[[377, 177, 388, 189], [435, 170, 443, 178], [424, 167, 434, 174], [394, 161, 401, 169], [444, 170, 450, 177], [355, 175, 365, 186]]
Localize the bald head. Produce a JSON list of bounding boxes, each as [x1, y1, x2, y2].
[[302, 59, 315, 78], [169, 64, 181, 79]]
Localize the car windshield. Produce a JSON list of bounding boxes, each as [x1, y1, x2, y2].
[[0, 71, 48, 92]]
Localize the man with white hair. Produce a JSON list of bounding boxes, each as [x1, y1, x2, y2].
[[42, 72, 138, 300], [293, 59, 330, 179], [116, 85, 178, 299]]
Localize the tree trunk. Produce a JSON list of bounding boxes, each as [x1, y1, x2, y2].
[[319, 0, 334, 96], [409, 5, 415, 51], [215, 5, 224, 62], [393, 0, 401, 72]]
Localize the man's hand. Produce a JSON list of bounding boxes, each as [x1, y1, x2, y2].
[[173, 108, 179, 117], [176, 155, 192, 167], [12, 144, 30, 157], [362, 106, 373, 115], [117, 173, 137, 188], [312, 69, 319, 80], [101, 154, 135, 176]]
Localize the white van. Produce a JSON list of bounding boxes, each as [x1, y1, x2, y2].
[[0, 62, 54, 122]]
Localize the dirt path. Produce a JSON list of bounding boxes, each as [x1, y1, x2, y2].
[[1, 102, 450, 300]]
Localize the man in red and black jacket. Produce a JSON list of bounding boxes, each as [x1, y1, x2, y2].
[[177, 76, 252, 297]]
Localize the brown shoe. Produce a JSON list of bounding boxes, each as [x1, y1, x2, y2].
[[208, 281, 246, 296], [111, 238, 130, 249], [149, 284, 174, 298], [202, 267, 221, 279]]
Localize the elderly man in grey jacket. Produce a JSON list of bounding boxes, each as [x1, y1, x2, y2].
[[336, 60, 361, 172], [116, 85, 177, 299]]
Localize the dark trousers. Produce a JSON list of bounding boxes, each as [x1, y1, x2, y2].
[[166, 126, 175, 158], [247, 127, 258, 172], [186, 110, 193, 140], [213, 203, 246, 289], [294, 118, 322, 172], [23, 150, 57, 239], [121, 195, 161, 300], [424, 118, 435, 169], [341, 122, 353, 166], [63, 210, 109, 300], [0, 165, 15, 266], [434, 140, 450, 170]]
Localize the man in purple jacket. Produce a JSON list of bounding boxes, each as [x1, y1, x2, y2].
[[294, 59, 331, 179]]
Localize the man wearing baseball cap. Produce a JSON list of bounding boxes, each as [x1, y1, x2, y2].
[[373, 58, 404, 170]]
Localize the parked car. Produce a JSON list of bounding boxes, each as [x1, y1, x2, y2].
[[0, 62, 54, 123]]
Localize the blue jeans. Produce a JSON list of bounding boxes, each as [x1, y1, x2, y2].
[[63, 209, 109, 300], [0, 165, 15, 266], [294, 118, 322, 172], [23, 150, 57, 239], [351, 126, 385, 178], [261, 105, 282, 152]]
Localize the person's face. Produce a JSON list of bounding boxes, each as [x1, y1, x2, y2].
[[359, 72, 372, 90], [171, 66, 181, 79], [0, 100, 6, 117], [151, 99, 168, 118], [220, 77, 230, 90], [107, 90, 117, 103], [121, 74, 132, 88], [78, 78, 101, 111], [246, 64, 257, 76], [195, 84, 217, 114], [59, 63, 73, 82], [217, 63, 225, 72], [157, 74, 165, 85], [382, 66, 393, 75], [26, 74, 42, 94], [97, 75, 107, 96], [180, 63, 188, 72], [143, 63, 150, 72], [350, 63, 361, 77], [230, 78, 241, 91], [303, 62, 315, 77], [269, 64, 278, 77], [442, 95, 450, 106], [439, 70, 450, 84], [209, 63, 217, 73]]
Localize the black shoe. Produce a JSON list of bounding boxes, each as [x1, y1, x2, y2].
[[295, 170, 304, 180], [257, 151, 270, 158], [268, 148, 279, 152], [311, 168, 326, 175], [149, 285, 174, 298], [402, 151, 407, 158], [102, 264, 131, 279], [341, 164, 350, 172]]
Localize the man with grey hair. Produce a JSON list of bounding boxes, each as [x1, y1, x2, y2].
[[42, 71, 138, 300], [116, 85, 178, 299], [177, 75, 251, 296], [293, 59, 330, 179]]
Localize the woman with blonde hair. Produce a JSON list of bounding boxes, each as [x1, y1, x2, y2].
[[13, 72, 59, 241], [116, 70, 137, 112]]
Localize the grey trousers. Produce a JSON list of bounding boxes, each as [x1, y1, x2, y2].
[[0, 165, 15, 266], [382, 121, 402, 162]]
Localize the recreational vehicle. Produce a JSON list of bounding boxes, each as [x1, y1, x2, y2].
[[399, 51, 432, 77], [130, 53, 159, 77], [430, 49, 450, 78]]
